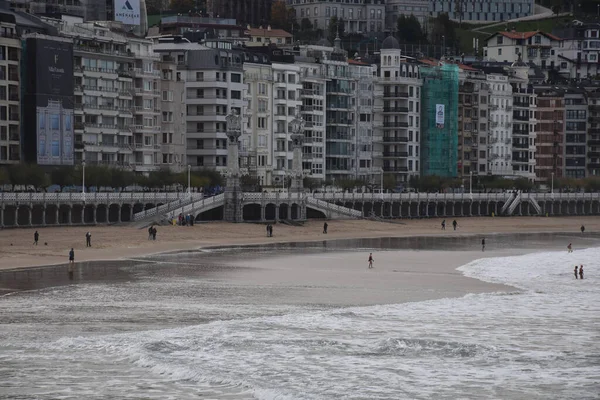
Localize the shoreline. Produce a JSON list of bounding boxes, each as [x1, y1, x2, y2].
[[0, 217, 598, 272]]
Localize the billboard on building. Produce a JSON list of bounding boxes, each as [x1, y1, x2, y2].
[[114, 0, 141, 25], [435, 104, 445, 128], [23, 37, 74, 165]]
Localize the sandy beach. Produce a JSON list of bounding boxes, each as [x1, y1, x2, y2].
[[0, 216, 598, 271]]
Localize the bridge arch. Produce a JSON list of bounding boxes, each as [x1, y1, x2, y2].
[[279, 203, 289, 220], [265, 203, 276, 220], [306, 206, 326, 219], [243, 203, 261, 221], [290, 203, 300, 220]]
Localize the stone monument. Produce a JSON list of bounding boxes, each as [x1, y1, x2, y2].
[[223, 109, 243, 222]]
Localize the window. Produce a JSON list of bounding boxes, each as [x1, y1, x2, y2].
[[258, 135, 266, 147], [231, 73, 241, 83], [258, 117, 266, 129], [231, 90, 241, 100], [497, 36, 503, 45], [196, 72, 204, 81], [162, 90, 173, 101], [498, 48, 502, 56], [258, 99, 267, 112]]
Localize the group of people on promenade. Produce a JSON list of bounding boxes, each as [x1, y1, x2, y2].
[[266, 224, 274, 237], [148, 225, 157, 240], [176, 213, 194, 226]]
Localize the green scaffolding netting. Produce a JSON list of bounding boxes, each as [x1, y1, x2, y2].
[[420, 63, 459, 178]]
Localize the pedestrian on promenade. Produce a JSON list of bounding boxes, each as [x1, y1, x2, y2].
[[323, 222, 328, 234], [33, 231, 39, 245], [581, 225, 585, 234], [85, 232, 92, 247]]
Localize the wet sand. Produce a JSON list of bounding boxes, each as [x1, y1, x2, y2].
[[0, 216, 598, 271]]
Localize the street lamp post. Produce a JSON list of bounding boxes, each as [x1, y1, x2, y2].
[[82, 161, 86, 195], [380, 168, 384, 200], [551, 172, 554, 197], [469, 171, 473, 195], [187, 164, 191, 197]]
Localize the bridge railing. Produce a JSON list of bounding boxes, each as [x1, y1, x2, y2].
[[170, 193, 225, 217], [242, 192, 306, 202], [306, 196, 362, 218], [311, 192, 513, 202], [532, 192, 600, 201], [0, 192, 187, 204], [132, 193, 204, 221]]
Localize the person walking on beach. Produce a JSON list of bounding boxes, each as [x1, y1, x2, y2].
[[368, 253, 374, 269], [567, 243, 573, 253], [68, 248, 75, 279], [323, 222, 328, 234], [266, 224, 270, 237], [574, 265, 579, 279], [481, 238, 486, 252], [269, 224, 273, 237], [33, 231, 39, 245], [581, 225, 585, 234], [441, 220, 446, 230], [85, 232, 91, 247], [579, 265, 584, 280], [148, 226, 153, 240], [452, 220, 458, 231], [152, 227, 157, 240]]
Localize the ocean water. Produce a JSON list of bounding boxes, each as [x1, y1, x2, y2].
[[0, 244, 599, 399]]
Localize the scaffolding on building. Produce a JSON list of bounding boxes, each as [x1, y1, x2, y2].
[[420, 63, 459, 177]]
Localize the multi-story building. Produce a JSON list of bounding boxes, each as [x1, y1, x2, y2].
[[483, 31, 561, 68], [287, 0, 385, 35], [296, 54, 327, 182], [158, 16, 245, 40], [242, 48, 302, 186], [47, 20, 183, 172], [374, 35, 422, 186], [587, 91, 600, 177], [554, 23, 600, 80], [0, 13, 21, 165], [154, 38, 245, 172], [509, 60, 537, 180], [563, 89, 587, 179], [457, 68, 488, 178], [158, 57, 187, 170], [207, 0, 272, 28], [534, 87, 564, 182], [487, 73, 513, 176], [351, 59, 375, 182], [430, 0, 534, 23]]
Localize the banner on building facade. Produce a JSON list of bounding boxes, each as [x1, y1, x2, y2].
[[114, 0, 141, 25], [436, 104, 445, 129], [24, 37, 74, 165]]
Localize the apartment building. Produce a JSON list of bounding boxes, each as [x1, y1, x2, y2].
[[242, 48, 303, 186], [509, 61, 537, 180], [487, 73, 513, 176], [588, 91, 600, 177], [245, 26, 292, 48], [0, 13, 21, 165], [287, 0, 385, 34], [457, 69, 488, 178], [374, 35, 422, 186], [296, 57, 327, 182], [554, 23, 600, 79], [351, 59, 375, 182], [158, 58, 186, 171], [154, 38, 245, 172], [483, 31, 561, 69], [534, 87, 565, 182], [430, 0, 534, 23], [563, 90, 587, 179]]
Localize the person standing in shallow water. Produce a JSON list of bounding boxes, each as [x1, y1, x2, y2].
[[574, 265, 579, 279], [579, 265, 584, 280], [368, 253, 374, 269], [481, 238, 486, 252], [68, 248, 75, 280], [567, 243, 573, 253]]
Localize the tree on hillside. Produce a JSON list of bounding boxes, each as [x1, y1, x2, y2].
[[169, 0, 195, 12], [396, 15, 427, 44], [270, 0, 289, 30], [300, 17, 313, 32], [429, 13, 457, 55], [327, 17, 345, 43]]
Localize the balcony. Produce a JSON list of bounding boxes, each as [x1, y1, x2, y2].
[[381, 136, 409, 143], [514, 115, 530, 121], [513, 129, 529, 135], [513, 101, 529, 107], [513, 142, 529, 149], [383, 166, 409, 172], [382, 91, 409, 98], [588, 151, 600, 157], [588, 140, 600, 146], [382, 121, 409, 128], [382, 151, 409, 157], [383, 107, 409, 113]]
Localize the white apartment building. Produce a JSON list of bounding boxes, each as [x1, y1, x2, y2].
[[430, 0, 534, 23], [153, 38, 245, 172], [351, 59, 375, 182], [0, 15, 20, 165], [509, 61, 537, 180], [374, 36, 422, 186], [287, 0, 385, 35], [555, 23, 600, 79], [484, 31, 561, 69], [242, 52, 302, 186], [487, 73, 513, 176], [296, 59, 327, 182]]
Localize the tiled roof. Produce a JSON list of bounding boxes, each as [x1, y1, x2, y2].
[[418, 57, 479, 71], [348, 59, 369, 65], [246, 28, 292, 38], [492, 30, 562, 42]]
